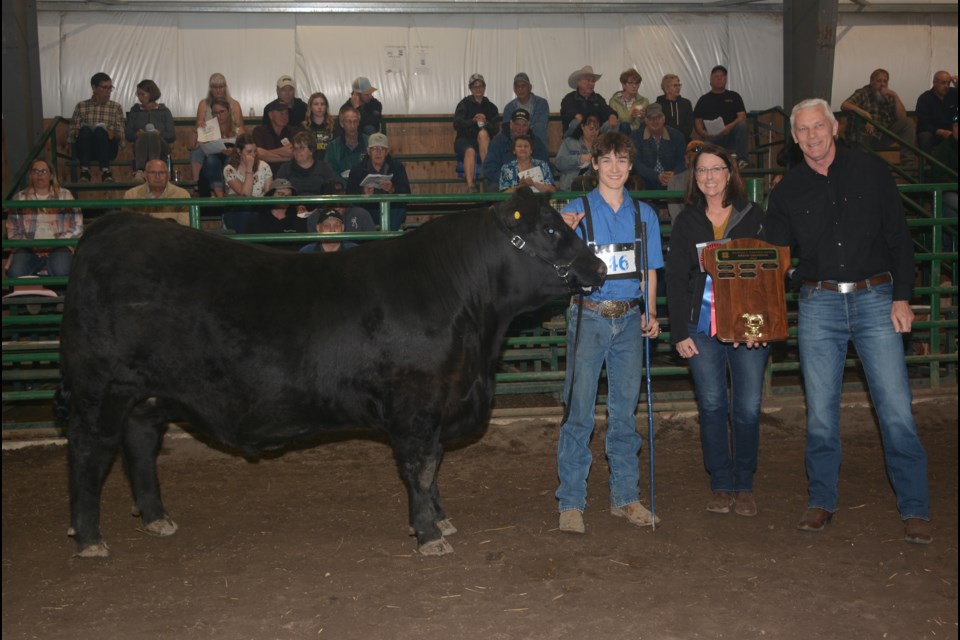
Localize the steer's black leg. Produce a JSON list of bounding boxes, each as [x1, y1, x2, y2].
[[67, 395, 125, 557], [392, 425, 452, 555], [120, 399, 178, 538]]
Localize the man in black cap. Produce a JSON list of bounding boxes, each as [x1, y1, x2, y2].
[[301, 209, 359, 254], [481, 108, 550, 192], [502, 72, 551, 145], [254, 99, 304, 174]]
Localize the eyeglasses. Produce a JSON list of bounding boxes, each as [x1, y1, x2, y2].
[[624, 80, 640, 86], [670, 83, 683, 88], [32, 168, 51, 175], [212, 109, 228, 115], [695, 166, 729, 177], [97, 85, 114, 92]]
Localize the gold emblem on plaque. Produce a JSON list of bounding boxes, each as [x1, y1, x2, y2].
[[742, 313, 764, 340]]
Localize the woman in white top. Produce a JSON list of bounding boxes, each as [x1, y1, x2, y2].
[[5, 158, 82, 277], [222, 134, 272, 233]]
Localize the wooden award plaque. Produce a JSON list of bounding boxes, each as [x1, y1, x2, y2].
[[703, 239, 791, 342]]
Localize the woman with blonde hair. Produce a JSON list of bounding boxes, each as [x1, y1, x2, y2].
[[5, 158, 83, 277], [189, 73, 246, 186]]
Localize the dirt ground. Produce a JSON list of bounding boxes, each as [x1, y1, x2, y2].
[[2, 394, 957, 640]]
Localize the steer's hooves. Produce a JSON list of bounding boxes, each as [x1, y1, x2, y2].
[[76, 542, 110, 558], [437, 518, 458, 536], [418, 537, 454, 556], [143, 516, 179, 537]]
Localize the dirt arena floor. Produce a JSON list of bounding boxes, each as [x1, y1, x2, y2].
[[2, 393, 957, 640]]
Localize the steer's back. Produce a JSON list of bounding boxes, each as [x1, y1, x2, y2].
[[61, 212, 502, 450]]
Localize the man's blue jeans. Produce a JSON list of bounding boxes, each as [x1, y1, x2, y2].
[[687, 326, 768, 493], [798, 281, 929, 520], [707, 120, 749, 164], [556, 302, 646, 512]]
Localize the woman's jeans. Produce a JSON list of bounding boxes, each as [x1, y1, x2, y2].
[[687, 325, 768, 493]]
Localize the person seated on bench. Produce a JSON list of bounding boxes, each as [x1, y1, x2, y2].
[[556, 115, 601, 191], [454, 73, 500, 193], [346, 132, 410, 231], [276, 131, 339, 196], [190, 73, 246, 189], [326, 106, 369, 188], [222, 134, 273, 233], [247, 179, 307, 248], [5, 158, 82, 277], [254, 100, 303, 175], [189, 97, 241, 199], [340, 77, 383, 136], [68, 72, 125, 183], [303, 92, 336, 160], [123, 158, 192, 226], [841, 68, 917, 165], [262, 75, 308, 128], [482, 108, 549, 193], [498, 135, 556, 194], [125, 79, 175, 184]]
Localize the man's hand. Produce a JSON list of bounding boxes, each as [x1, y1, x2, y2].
[[890, 300, 914, 333], [561, 211, 585, 230], [658, 172, 674, 187]]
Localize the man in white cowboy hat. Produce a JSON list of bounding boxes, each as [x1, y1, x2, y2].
[[560, 65, 618, 139], [341, 76, 383, 136]]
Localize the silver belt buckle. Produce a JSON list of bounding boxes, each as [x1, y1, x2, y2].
[[837, 282, 857, 294], [598, 300, 629, 318]]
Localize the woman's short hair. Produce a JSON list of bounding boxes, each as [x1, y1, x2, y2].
[[511, 134, 534, 152], [592, 131, 637, 164], [661, 74, 679, 92], [574, 115, 602, 140], [137, 79, 161, 102], [619, 69, 642, 85], [683, 142, 746, 207], [292, 131, 313, 149]]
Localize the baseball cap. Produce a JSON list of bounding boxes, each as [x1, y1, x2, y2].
[[511, 108, 531, 122], [352, 77, 377, 94], [367, 132, 389, 149], [276, 75, 296, 89], [468, 73, 486, 88], [513, 72, 531, 85], [264, 99, 290, 114]]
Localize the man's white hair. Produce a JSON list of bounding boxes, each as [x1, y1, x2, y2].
[[790, 98, 836, 131]]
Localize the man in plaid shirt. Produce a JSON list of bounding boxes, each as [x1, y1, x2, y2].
[[841, 68, 917, 164], [69, 72, 126, 182]]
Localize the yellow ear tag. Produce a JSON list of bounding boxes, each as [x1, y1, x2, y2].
[[514, 211, 521, 220]]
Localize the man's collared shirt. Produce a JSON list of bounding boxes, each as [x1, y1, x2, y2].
[[69, 98, 126, 145]]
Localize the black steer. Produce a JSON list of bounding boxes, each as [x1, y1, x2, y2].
[[59, 189, 606, 557]]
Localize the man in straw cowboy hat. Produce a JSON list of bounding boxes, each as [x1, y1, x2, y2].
[[560, 65, 618, 139]]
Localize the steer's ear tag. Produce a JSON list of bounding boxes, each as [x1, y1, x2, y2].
[[514, 211, 521, 220]]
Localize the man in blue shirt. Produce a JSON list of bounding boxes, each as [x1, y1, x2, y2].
[[482, 108, 549, 192], [556, 131, 664, 534]]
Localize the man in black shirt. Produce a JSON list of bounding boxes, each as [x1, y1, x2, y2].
[[560, 65, 618, 139], [766, 98, 931, 545], [693, 66, 749, 167]]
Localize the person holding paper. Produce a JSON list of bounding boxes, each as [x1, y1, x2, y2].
[[665, 143, 767, 518], [693, 66, 749, 168], [498, 135, 556, 194], [192, 97, 241, 198], [125, 79, 175, 184], [346, 132, 410, 230], [68, 72, 125, 183], [189, 73, 245, 189]]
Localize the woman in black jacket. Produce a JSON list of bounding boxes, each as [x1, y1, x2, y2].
[[666, 143, 768, 518]]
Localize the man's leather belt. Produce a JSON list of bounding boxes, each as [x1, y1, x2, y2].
[[574, 298, 641, 319], [803, 272, 892, 294]]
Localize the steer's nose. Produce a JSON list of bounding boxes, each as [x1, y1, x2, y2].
[[596, 260, 608, 280]]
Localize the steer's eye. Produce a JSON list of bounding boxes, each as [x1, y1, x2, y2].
[[545, 226, 556, 235]]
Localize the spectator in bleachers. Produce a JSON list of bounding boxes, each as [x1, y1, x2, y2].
[[502, 73, 550, 147], [609, 69, 649, 133], [656, 73, 694, 141], [190, 97, 240, 198], [631, 103, 686, 191], [190, 73, 246, 188], [276, 132, 339, 196], [261, 75, 307, 127], [556, 115, 601, 191], [122, 159, 192, 226], [694, 65, 749, 168], [454, 73, 500, 193], [667, 140, 701, 223], [304, 92, 336, 159], [915, 71, 958, 152], [222, 134, 272, 233], [841, 68, 916, 163], [301, 209, 359, 254], [927, 114, 958, 251], [499, 135, 556, 194], [254, 100, 303, 175], [482, 108, 550, 192], [560, 65, 617, 139], [5, 158, 82, 278], [125, 79, 175, 184], [68, 72, 125, 183], [346, 132, 410, 231], [340, 77, 383, 136], [326, 106, 369, 187], [247, 179, 307, 245]]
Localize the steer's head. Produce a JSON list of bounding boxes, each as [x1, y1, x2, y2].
[[494, 188, 606, 295]]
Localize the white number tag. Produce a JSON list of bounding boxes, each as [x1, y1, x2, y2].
[[594, 244, 637, 275]]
